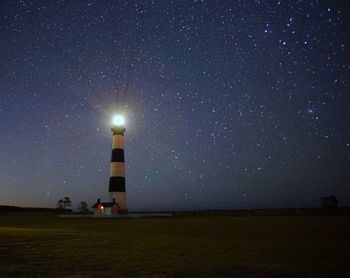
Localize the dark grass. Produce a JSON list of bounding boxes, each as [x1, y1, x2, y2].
[[0, 213, 349, 277]]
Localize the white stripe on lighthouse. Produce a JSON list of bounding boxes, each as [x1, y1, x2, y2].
[[117, 192, 127, 210], [108, 192, 126, 210], [109, 162, 125, 177], [112, 135, 124, 149], [109, 192, 118, 203]]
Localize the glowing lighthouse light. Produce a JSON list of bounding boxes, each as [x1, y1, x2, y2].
[[112, 115, 125, 126]]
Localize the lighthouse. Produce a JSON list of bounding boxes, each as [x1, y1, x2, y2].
[[92, 115, 128, 216], [109, 115, 127, 213]]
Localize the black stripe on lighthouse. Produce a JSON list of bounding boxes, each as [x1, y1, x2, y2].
[[109, 177, 126, 192], [111, 148, 124, 162]]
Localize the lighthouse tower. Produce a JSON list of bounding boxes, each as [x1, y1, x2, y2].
[[91, 115, 128, 216], [109, 115, 128, 214]]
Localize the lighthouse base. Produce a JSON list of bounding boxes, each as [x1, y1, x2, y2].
[[109, 192, 127, 210], [91, 199, 128, 216]]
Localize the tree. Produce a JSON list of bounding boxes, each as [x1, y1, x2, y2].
[[63, 197, 72, 209], [321, 195, 338, 212], [77, 201, 89, 214], [57, 197, 72, 210], [57, 199, 64, 209]]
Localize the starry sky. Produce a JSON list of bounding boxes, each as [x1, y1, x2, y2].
[[0, 0, 349, 211]]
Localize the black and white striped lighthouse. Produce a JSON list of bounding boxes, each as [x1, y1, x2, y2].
[[109, 115, 128, 214]]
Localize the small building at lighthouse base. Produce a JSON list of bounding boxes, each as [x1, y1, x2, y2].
[[91, 198, 128, 216]]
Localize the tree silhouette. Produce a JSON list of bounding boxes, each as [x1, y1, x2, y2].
[[77, 201, 89, 214], [57, 197, 72, 210], [57, 199, 64, 209], [321, 195, 338, 214], [63, 197, 72, 209]]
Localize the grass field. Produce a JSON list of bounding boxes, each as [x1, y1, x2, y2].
[[0, 213, 349, 277]]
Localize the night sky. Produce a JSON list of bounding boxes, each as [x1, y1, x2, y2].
[[0, 0, 349, 210]]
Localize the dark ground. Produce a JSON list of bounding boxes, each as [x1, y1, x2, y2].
[[0, 211, 349, 277]]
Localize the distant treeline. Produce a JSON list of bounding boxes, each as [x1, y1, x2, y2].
[[1, 205, 350, 216], [0, 205, 68, 213], [135, 207, 350, 217]]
